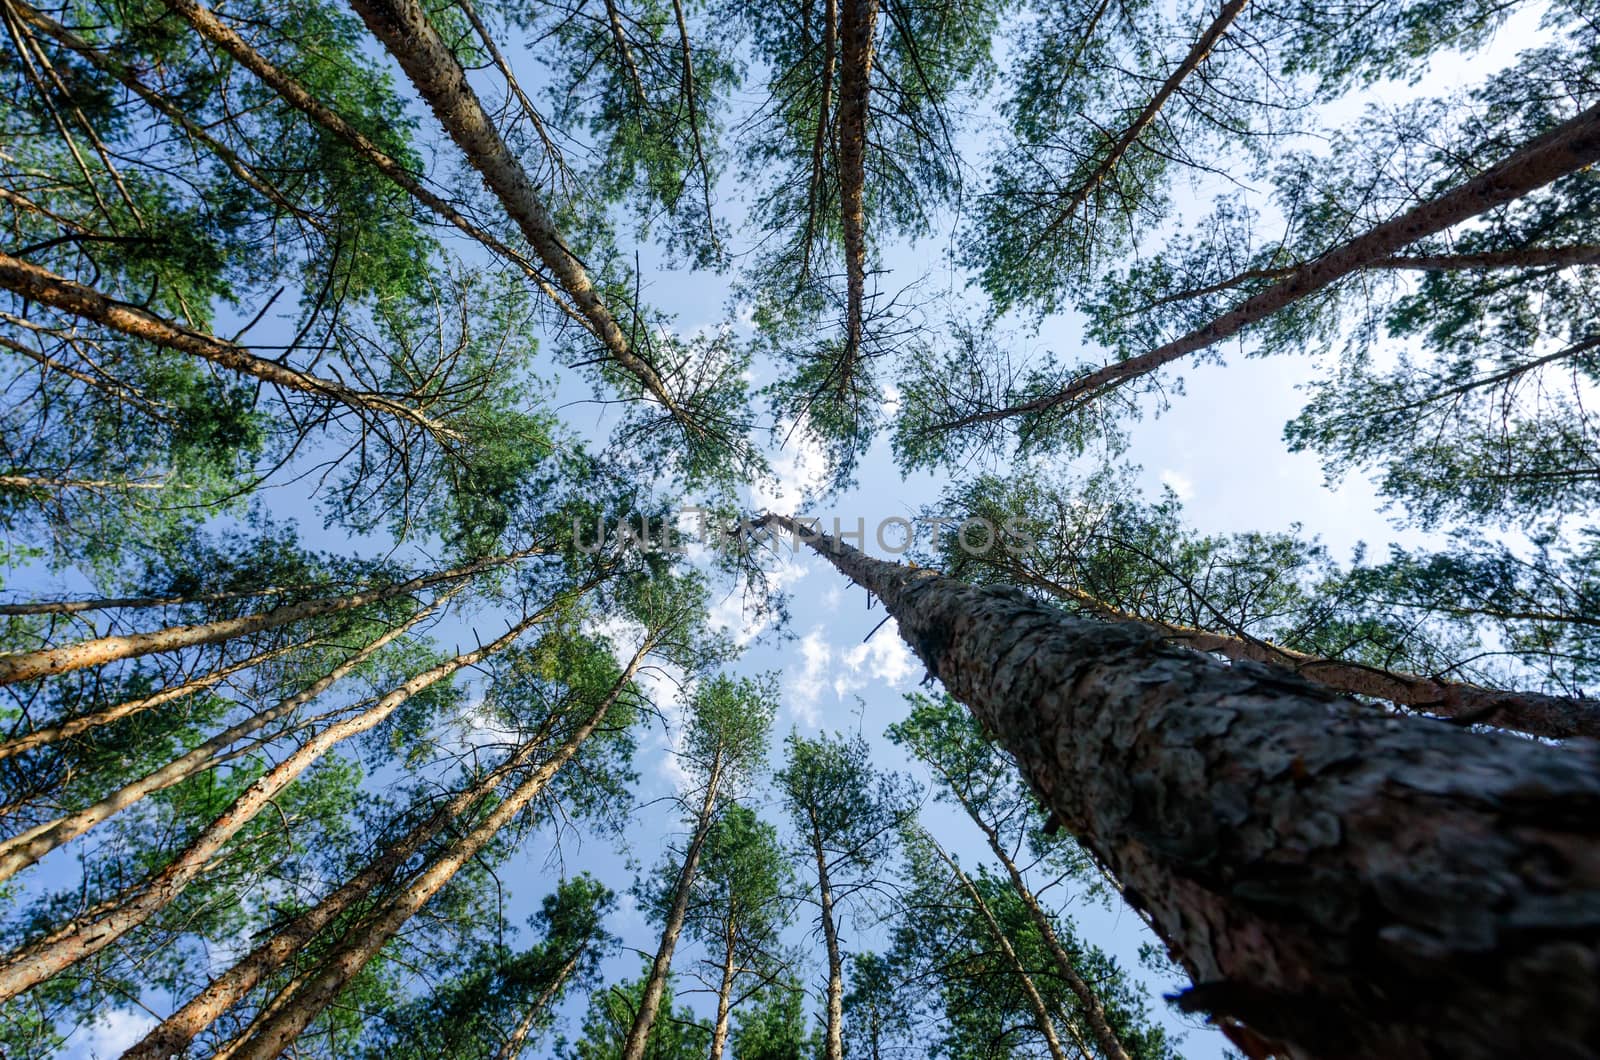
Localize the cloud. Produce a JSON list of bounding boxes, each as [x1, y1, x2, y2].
[[750, 425, 830, 513], [786, 627, 833, 727], [1159, 469, 1195, 501], [784, 622, 918, 726], [65, 1009, 157, 1059]]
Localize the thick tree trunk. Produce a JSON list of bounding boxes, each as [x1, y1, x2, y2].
[[493, 947, 584, 1060], [621, 752, 726, 1060], [341, 0, 690, 425], [213, 634, 658, 1060], [0, 640, 303, 760], [1012, 569, 1600, 740], [0, 251, 460, 445], [0, 586, 581, 1003], [801, 0, 838, 282], [0, 545, 536, 685], [0, 603, 438, 883], [835, 0, 877, 366], [922, 829, 1078, 1060], [118, 686, 567, 1060], [938, 775, 1129, 1060], [760, 513, 1600, 1058], [708, 921, 738, 1060], [807, 809, 846, 1060], [938, 99, 1600, 431]]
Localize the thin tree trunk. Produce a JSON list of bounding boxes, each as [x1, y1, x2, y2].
[[211, 632, 658, 1060], [0, 602, 440, 883], [935, 771, 1129, 1060], [0, 543, 539, 685], [0, 475, 166, 490], [340, 0, 691, 426], [807, 808, 846, 1060], [0, 640, 304, 760], [0, 586, 302, 617], [1041, 0, 1249, 246], [708, 920, 738, 1060], [759, 512, 1600, 1058], [493, 947, 585, 1060], [0, 585, 581, 1003], [936, 100, 1600, 432], [118, 685, 569, 1060], [920, 829, 1079, 1060], [835, 0, 877, 366], [801, 0, 838, 283], [621, 751, 726, 1060], [0, 251, 461, 445], [1012, 568, 1600, 740]]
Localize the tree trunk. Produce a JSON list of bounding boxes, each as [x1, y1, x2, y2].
[[0, 639, 303, 760], [760, 513, 1600, 1058], [0, 602, 439, 883], [118, 680, 568, 1060], [835, 0, 878, 366], [0, 251, 460, 445], [0, 583, 585, 1003], [211, 633, 658, 1060], [0, 585, 301, 616], [1013, 568, 1600, 740], [921, 829, 1080, 1060], [621, 751, 726, 1060], [937, 99, 1600, 431], [341, 0, 690, 425], [493, 947, 585, 1060], [938, 773, 1129, 1060], [0, 544, 537, 685], [801, 0, 838, 282], [708, 920, 738, 1060], [807, 809, 846, 1060]]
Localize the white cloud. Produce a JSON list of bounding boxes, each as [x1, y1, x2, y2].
[[750, 424, 830, 513], [786, 627, 833, 727], [785, 622, 919, 726], [65, 1009, 157, 1059], [1159, 469, 1195, 501]]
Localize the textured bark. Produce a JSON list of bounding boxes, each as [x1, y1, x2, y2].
[[835, 0, 878, 366], [935, 769, 1128, 1060], [157, 0, 588, 329], [806, 808, 846, 1060], [214, 634, 657, 1060], [343, 0, 689, 424], [938, 99, 1600, 431], [0, 251, 460, 444], [0, 586, 299, 616], [0, 603, 437, 884], [1042, 0, 1248, 244], [801, 0, 838, 282], [0, 641, 302, 761], [621, 752, 726, 1060], [708, 921, 738, 1060], [1014, 569, 1600, 740], [927, 832, 1084, 1060], [0, 545, 535, 685], [492, 948, 584, 1060], [762, 513, 1600, 1058], [0, 589, 577, 1003]]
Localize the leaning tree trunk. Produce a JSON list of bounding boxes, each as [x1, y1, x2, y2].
[[621, 751, 726, 1060], [806, 806, 846, 1060], [936, 769, 1129, 1060], [708, 919, 739, 1060], [922, 829, 1080, 1060], [212, 634, 657, 1060], [493, 947, 585, 1060], [759, 513, 1600, 1059]]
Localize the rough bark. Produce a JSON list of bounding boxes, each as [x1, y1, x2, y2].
[[922, 829, 1079, 1060], [0, 586, 300, 617], [0, 603, 438, 884], [936, 770, 1129, 1060], [0, 641, 303, 760], [342, 0, 690, 424], [213, 633, 657, 1060], [806, 807, 846, 1060], [835, 0, 878, 367], [708, 921, 738, 1060], [621, 752, 726, 1060], [801, 0, 838, 282], [0, 544, 537, 685], [0, 588, 578, 1003], [939, 99, 1600, 431], [0, 251, 460, 444], [1014, 569, 1600, 741], [760, 512, 1600, 1058]]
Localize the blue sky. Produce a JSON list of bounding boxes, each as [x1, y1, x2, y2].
[[18, 0, 1566, 1055]]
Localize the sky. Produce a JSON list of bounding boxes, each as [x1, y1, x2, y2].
[[10, 0, 1564, 1056]]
